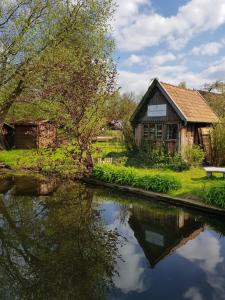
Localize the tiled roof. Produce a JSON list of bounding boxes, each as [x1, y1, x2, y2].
[[161, 82, 219, 123]]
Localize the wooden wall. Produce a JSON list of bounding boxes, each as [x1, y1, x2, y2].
[[133, 86, 182, 151], [135, 87, 181, 124], [14, 123, 56, 149], [14, 125, 38, 149]]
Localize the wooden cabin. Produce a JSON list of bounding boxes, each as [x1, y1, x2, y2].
[[13, 120, 57, 149], [131, 78, 219, 155], [129, 205, 204, 268]]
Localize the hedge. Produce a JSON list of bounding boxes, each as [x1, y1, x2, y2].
[[92, 164, 181, 193]]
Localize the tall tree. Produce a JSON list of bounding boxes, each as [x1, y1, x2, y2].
[[203, 81, 225, 93], [0, 0, 90, 128], [30, 0, 117, 176]]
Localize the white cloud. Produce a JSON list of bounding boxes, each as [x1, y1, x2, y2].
[[113, 242, 147, 294], [118, 53, 225, 94], [125, 54, 144, 66], [192, 41, 225, 56], [118, 63, 209, 94], [178, 233, 225, 300], [124, 52, 176, 67], [150, 52, 176, 65], [202, 56, 225, 79], [183, 287, 203, 300], [177, 234, 223, 273], [114, 0, 225, 51]]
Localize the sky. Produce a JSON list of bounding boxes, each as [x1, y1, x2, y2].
[[112, 0, 225, 95]]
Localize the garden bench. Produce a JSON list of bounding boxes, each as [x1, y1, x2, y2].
[[204, 167, 225, 178]]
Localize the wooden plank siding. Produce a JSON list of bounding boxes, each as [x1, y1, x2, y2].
[[14, 121, 57, 149], [131, 79, 219, 160], [135, 87, 181, 124], [133, 86, 182, 153]]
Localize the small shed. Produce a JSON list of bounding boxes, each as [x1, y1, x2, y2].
[[131, 78, 219, 156], [13, 120, 57, 149]]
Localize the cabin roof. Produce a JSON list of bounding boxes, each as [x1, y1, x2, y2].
[[131, 78, 219, 124], [13, 120, 52, 126]]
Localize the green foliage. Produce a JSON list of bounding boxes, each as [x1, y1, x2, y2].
[[126, 143, 189, 171], [169, 153, 190, 172], [211, 122, 225, 166], [184, 145, 205, 167], [203, 184, 225, 208], [0, 147, 79, 178], [93, 164, 181, 193]]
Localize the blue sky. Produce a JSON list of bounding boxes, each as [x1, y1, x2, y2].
[[113, 0, 225, 95]]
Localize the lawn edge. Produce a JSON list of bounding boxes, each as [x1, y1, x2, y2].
[[84, 178, 225, 216]]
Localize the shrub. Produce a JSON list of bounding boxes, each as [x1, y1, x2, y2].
[[184, 145, 205, 167], [203, 184, 225, 208], [133, 174, 181, 193], [211, 122, 225, 166], [169, 153, 190, 172], [92, 164, 181, 193], [122, 122, 137, 152]]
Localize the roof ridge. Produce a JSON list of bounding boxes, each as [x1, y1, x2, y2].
[[160, 81, 197, 93]]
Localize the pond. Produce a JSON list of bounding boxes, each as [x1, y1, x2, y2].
[[0, 175, 224, 300]]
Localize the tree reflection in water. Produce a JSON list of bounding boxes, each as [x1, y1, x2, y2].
[[0, 180, 120, 300]]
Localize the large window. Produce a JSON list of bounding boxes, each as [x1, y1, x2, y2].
[[143, 124, 163, 140], [166, 124, 178, 140]]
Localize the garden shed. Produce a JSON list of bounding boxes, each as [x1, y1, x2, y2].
[[131, 78, 219, 156], [13, 120, 57, 149]]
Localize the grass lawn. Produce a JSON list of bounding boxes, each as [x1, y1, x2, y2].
[[0, 141, 125, 175], [0, 141, 224, 201], [125, 167, 225, 200]]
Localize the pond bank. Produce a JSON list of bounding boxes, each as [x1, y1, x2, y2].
[[84, 178, 225, 216]]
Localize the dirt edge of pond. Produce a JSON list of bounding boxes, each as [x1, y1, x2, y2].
[[84, 178, 225, 216]]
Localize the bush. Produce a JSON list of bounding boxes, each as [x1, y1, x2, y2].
[[211, 122, 225, 166], [203, 184, 225, 208], [169, 153, 190, 172], [92, 164, 181, 193], [184, 145, 205, 167]]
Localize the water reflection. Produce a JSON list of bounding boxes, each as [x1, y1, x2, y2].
[[0, 177, 224, 300], [128, 206, 204, 268], [96, 190, 225, 300], [0, 177, 120, 300]]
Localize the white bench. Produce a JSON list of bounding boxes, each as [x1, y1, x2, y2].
[[204, 167, 225, 178]]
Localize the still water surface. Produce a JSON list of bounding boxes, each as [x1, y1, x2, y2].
[[0, 175, 225, 300]]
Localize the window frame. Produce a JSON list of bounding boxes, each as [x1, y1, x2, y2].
[[143, 123, 164, 141], [166, 123, 178, 141]]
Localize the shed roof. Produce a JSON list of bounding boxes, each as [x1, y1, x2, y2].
[[131, 78, 219, 124], [13, 120, 52, 126], [161, 82, 219, 123]]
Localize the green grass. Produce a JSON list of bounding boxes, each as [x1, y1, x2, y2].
[[0, 149, 39, 169], [1, 141, 225, 204], [93, 164, 181, 193], [93, 163, 225, 205], [93, 141, 125, 158], [121, 167, 225, 199]]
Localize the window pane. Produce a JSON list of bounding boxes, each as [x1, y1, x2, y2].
[[149, 124, 155, 140], [143, 124, 149, 139], [156, 124, 163, 139], [166, 124, 178, 140]]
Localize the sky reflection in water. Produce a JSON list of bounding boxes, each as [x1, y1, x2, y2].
[[0, 176, 224, 300]]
